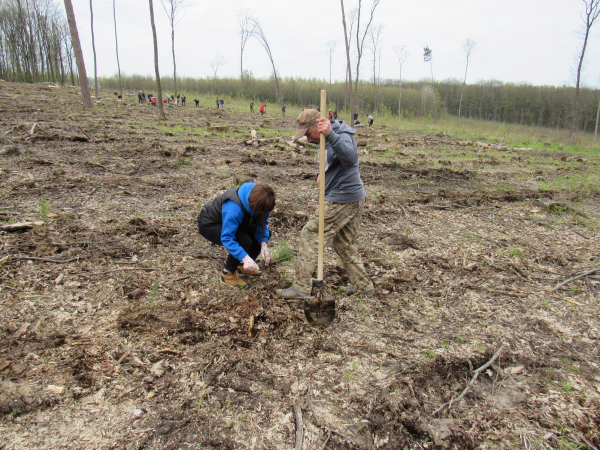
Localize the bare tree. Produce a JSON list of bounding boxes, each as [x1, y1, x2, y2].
[[340, 0, 381, 123], [211, 55, 226, 92], [237, 10, 254, 100], [392, 45, 408, 117], [423, 45, 437, 122], [340, 0, 353, 120], [149, 0, 165, 119], [89, 0, 97, 99], [249, 16, 280, 105], [458, 38, 477, 118], [569, 0, 600, 144], [63, 0, 92, 107], [368, 23, 384, 111], [113, 0, 122, 95], [326, 39, 336, 92], [160, 0, 186, 99], [352, 0, 380, 103]]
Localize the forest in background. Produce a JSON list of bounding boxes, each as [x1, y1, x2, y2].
[[97, 73, 600, 132], [1, 0, 600, 133]]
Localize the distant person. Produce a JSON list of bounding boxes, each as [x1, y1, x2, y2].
[[250, 102, 254, 113], [163, 97, 168, 104], [181, 95, 186, 106], [281, 104, 286, 118], [328, 109, 333, 119], [353, 112, 360, 125], [368, 114, 374, 127], [151, 97, 157, 106], [220, 98, 225, 109], [216, 98, 220, 109], [147, 93, 153, 101], [142, 92, 146, 103], [165, 93, 171, 103], [333, 110, 338, 120], [197, 183, 276, 289], [138, 91, 143, 104], [117, 94, 123, 101], [259, 104, 266, 116], [194, 99, 200, 107]]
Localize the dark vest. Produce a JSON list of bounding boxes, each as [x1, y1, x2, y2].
[[200, 187, 256, 230]]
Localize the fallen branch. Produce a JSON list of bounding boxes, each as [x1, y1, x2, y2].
[[433, 346, 504, 415], [79, 267, 156, 276], [11, 255, 79, 264], [552, 268, 600, 291], [294, 400, 303, 450]]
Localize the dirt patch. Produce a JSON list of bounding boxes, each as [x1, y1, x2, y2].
[[1, 83, 600, 449]]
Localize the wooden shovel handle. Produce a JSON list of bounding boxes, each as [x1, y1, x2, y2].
[[317, 90, 326, 281]]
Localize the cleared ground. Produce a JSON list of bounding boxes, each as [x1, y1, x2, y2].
[[0, 82, 599, 449]]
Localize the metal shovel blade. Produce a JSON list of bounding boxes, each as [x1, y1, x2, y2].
[[303, 280, 336, 326]]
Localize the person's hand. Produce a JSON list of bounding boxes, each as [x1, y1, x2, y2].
[[242, 255, 259, 271], [261, 242, 271, 266], [317, 117, 332, 137]]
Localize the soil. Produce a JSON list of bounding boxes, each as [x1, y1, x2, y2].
[[1, 82, 599, 450]]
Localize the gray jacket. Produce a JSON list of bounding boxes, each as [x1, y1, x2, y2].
[[323, 120, 365, 204]]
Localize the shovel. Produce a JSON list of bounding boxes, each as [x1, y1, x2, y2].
[[304, 90, 336, 326]]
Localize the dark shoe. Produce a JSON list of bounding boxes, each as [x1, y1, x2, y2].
[[221, 270, 246, 289], [237, 265, 262, 277], [276, 286, 314, 299], [341, 285, 374, 296]]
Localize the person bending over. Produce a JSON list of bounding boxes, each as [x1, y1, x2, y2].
[[198, 183, 275, 289]]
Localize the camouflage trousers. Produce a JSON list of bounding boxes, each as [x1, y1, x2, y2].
[[293, 199, 373, 295]]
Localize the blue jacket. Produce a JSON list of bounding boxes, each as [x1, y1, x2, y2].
[[220, 183, 270, 261]]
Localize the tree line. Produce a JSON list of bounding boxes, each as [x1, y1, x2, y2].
[[95, 72, 600, 132], [0, 0, 77, 85]]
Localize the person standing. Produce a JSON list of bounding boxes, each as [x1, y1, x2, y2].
[[181, 95, 186, 106], [250, 102, 254, 113], [368, 114, 374, 127], [216, 98, 220, 109], [197, 183, 275, 289], [276, 110, 373, 299], [333, 110, 338, 120], [281, 104, 286, 118], [220, 98, 225, 109]]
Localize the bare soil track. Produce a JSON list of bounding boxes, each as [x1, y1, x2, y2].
[[1, 83, 599, 449]]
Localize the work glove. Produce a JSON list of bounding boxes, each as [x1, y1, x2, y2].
[[261, 242, 271, 266], [241, 255, 259, 272]]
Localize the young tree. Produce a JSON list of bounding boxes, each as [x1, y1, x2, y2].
[[423, 45, 437, 122], [63, 0, 92, 107], [340, 0, 353, 120], [569, 0, 600, 144], [160, 0, 186, 99], [326, 39, 336, 92], [392, 45, 408, 117], [368, 23, 384, 111], [149, 0, 165, 119], [458, 38, 477, 118], [237, 9, 254, 100], [211, 55, 226, 92], [249, 16, 280, 106], [113, 0, 122, 95], [89, 0, 97, 99]]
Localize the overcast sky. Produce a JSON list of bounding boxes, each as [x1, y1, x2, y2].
[[70, 0, 600, 89]]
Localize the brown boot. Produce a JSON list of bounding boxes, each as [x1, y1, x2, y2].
[[221, 270, 246, 288], [237, 265, 262, 277]]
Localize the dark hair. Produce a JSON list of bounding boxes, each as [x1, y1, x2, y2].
[[248, 184, 276, 235]]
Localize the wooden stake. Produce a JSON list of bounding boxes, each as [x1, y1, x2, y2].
[[317, 90, 326, 281]]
